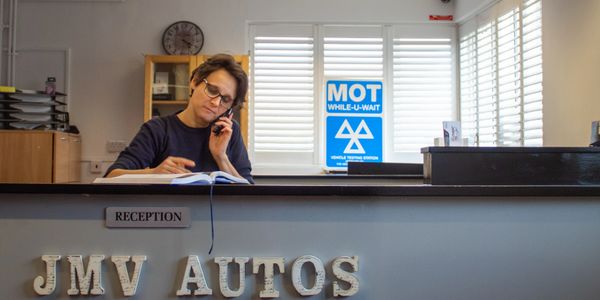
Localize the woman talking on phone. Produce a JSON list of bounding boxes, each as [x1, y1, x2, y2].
[[105, 54, 253, 183]]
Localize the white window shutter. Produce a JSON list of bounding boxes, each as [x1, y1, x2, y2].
[[522, 0, 543, 146], [459, 31, 478, 145], [392, 36, 453, 153], [322, 26, 383, 164], [253, 36, 315, 152], [476, 22, 497, 146], [459, 0, 543, 147], [323, 36, 383, 78], [496, 8, 521, 146]]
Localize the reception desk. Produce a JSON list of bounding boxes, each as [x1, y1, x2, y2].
[[1, 178, 600, 299]]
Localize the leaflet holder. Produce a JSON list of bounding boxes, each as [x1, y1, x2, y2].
[[591, 121, 600, 147]]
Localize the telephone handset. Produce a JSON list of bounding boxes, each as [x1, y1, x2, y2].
[[211, 108, 233, 136]]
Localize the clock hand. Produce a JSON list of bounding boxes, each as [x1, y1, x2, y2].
[[181, 37, 193, 46]]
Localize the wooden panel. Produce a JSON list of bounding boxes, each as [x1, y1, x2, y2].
[[236, 55, 250, 145], [0, 131, 53, 183], [143, 55, 153, 121], [148, 55, 191, 64], [68, 134, 81, 182], [53, 132, 70, 183]]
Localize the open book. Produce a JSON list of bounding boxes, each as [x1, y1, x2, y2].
[[93, 171, 249, 185]]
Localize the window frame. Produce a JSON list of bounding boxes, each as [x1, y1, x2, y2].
[[248, 22, 457, 174]]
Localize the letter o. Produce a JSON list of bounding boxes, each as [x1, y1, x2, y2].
[[291, 255, 325, 296], [349, 84, 366, 102]]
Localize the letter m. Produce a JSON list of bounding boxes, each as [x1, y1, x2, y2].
[[328, 83, 347, 102], [67, 255, 105, 295]]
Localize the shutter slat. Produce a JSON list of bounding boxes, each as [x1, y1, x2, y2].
[[393, 37, 453, 153]]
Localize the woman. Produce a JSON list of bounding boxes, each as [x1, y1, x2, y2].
[[106, 54, 253, 183]]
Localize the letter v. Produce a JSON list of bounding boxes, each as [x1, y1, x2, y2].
[[111, 256, 147, 296]]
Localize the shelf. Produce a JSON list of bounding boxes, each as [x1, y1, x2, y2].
[[152, 100, 188, 105]]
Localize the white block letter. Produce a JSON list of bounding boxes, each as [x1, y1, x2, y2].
[[366, 84, 381, 102], [111, 255, 146, 296], [215, 257, 249, 298], [291, 255, 325, 296], [176, 255, 212, 296], [33, 255, 61, 295], [67, 255, 105, 295], [332, 256, 359, 297], [349, 84, 366, 102], [252, 257, 285, 298], [328, 83, 347, 102]]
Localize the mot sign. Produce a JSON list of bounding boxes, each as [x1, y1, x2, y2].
[[326, 80, 383, 168], [326, 80, 382, 114]]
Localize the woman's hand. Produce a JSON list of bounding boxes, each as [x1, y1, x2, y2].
[[151, 156, 195, 174], [209, 114, 234, 161]]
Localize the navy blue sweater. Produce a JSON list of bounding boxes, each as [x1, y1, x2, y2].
[[106, 114, 253, 183]]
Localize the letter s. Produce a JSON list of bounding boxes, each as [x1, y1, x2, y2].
[[332, 256, 359, 297]]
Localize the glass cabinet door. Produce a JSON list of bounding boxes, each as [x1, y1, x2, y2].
[[151, 62, 190, 101], [144, 55, 196, 121]]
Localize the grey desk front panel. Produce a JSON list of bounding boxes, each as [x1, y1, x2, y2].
[[1, 193, 600, 299]]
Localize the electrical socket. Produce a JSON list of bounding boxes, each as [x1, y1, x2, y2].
[[106, 140, 128, 153], [90, 161, 102, 174]]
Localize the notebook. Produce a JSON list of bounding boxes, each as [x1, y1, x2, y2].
[[93, 171, 249, 185]]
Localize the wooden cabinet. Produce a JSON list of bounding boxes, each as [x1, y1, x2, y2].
[[0, 130, 81, 183], [53, 132, 81, 183], [143, 54, 249, 144]]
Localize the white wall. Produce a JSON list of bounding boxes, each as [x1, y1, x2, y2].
[[15, 0, 452, 182], [247, 0, 453, 23], [542, 0, 600, 146], [454, 0, 495, 22]]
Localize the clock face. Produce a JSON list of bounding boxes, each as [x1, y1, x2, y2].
[[162, 21, 204, 55]]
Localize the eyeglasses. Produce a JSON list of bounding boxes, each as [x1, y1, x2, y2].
[[203, 79, 233, 109]]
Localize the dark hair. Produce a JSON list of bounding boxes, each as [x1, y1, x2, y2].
[[190, 53, 248, 108]]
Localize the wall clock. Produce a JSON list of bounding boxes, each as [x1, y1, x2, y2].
[[162, 21, 204, 55]]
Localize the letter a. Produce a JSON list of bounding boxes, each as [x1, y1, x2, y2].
[[176, 255, 212, 296]]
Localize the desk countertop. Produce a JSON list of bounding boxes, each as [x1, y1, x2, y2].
[[1, 180, 600, 197]]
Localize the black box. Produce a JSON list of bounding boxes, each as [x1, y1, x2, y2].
[[347, 162, 423, 175], [421, 147, 600, 185]]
